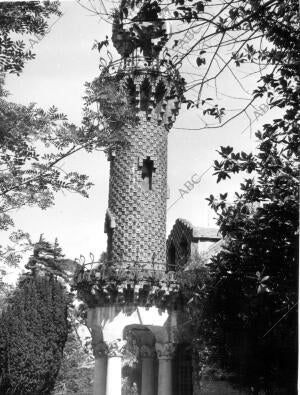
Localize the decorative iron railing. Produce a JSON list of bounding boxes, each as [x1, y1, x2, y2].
[[72, 259, 184, 308], [98, 52, 181, 80], [73, 260, 178, 285], [72, 254, 208, 309]]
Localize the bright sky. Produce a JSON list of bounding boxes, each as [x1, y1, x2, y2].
[[5, 1, 276, 263]]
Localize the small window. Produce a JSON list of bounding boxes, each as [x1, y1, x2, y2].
[[140, 157, 155, 191], [140, 78, 151, 111], [168, 243, 176, 271], [179, 238, 189, 266]]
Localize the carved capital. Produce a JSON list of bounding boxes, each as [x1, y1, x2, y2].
[[107, 339, 126, 357], [93, 341, 108, 358], [140, 345, 156, 359], [155, 342, 176, 360], [91, 327, 107, 358]]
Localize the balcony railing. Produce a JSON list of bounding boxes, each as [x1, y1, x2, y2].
[[99, 53, 180, 79], [72, 260, 185, 308], [74, 260, 179, 285]]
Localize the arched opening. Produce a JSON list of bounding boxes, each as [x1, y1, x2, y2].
[[122, 325, 157, 395], [168, 243, 176, 271], [174, 343, 193, 395]]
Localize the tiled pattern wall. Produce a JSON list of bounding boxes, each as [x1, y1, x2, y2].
[[107, 114, 168, 267], [105, 72, 182, 269]]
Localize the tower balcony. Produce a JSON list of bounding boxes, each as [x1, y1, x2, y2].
[[100, 55, 179, 79], [95, 56, 185, 133], [72, 261, 182, 310]]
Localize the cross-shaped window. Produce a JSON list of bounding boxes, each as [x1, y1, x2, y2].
[[139, 157, 156, 191]]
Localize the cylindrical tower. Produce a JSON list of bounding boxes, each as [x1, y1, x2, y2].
[[102, 0, 184, 269]]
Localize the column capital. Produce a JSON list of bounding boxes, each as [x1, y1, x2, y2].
[[155, 342, 176, 360], [91, 326, 107, 358], [107, 339, 126, 357], [93, 341, 108, 358], [140, 344, 156, 359]]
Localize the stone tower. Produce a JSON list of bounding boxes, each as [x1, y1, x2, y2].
[[75, 3, 189, 395], [103, 1, 184, 269]]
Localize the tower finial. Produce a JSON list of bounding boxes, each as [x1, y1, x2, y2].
[[112, 0, 170, 60]]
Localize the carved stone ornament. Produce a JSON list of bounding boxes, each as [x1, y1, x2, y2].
[[107, 339, 127, 357], [91, 327, 107, 358], [155, 342, 176, 359], [93, 341, 108, 359], [140, 344, 156, 359]]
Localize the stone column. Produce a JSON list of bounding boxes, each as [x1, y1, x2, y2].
[[91, 330, 107, 395], [155, 343, 175, 395], [94, 355, 107, 395], [106, 340, 125, 395], [140, 345, 156, 395]]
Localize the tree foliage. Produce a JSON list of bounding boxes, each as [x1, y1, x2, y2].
[[200, 124, 298, 392], [0, 77, 95, 230], [0, 237, 70, 395], [53, 329, 94, 394], [0, 73, 126, 283], [0, 277, 68, 395], [25, 234, 71, 281], [84, 73, 138, 138], [0, 70, 135, 235], [171, 1, 299, 392], [0, 1, 61, 75], [0, 1, 132, 300], [0, 230, 32, 311]]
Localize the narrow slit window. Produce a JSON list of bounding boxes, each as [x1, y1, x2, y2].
[[140, 157, 155, 191], [140, 79, 151, 111], [179, 238, 189, 266], [168, 243, 176, 271]]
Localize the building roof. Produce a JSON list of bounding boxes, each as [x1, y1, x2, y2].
[[176, 218, 221, 241], [193, 226, 221, 240]]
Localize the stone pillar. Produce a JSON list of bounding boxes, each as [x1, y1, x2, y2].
[[106, 340, 125, 395], [155, 343, 175, 395], [94, 355, 107, 395], [140, 345, 156, 395], [91, 330, 107, 395]]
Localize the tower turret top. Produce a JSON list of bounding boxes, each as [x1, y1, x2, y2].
[[112, 0, 170, 60], [94, 0, 185, 132]]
